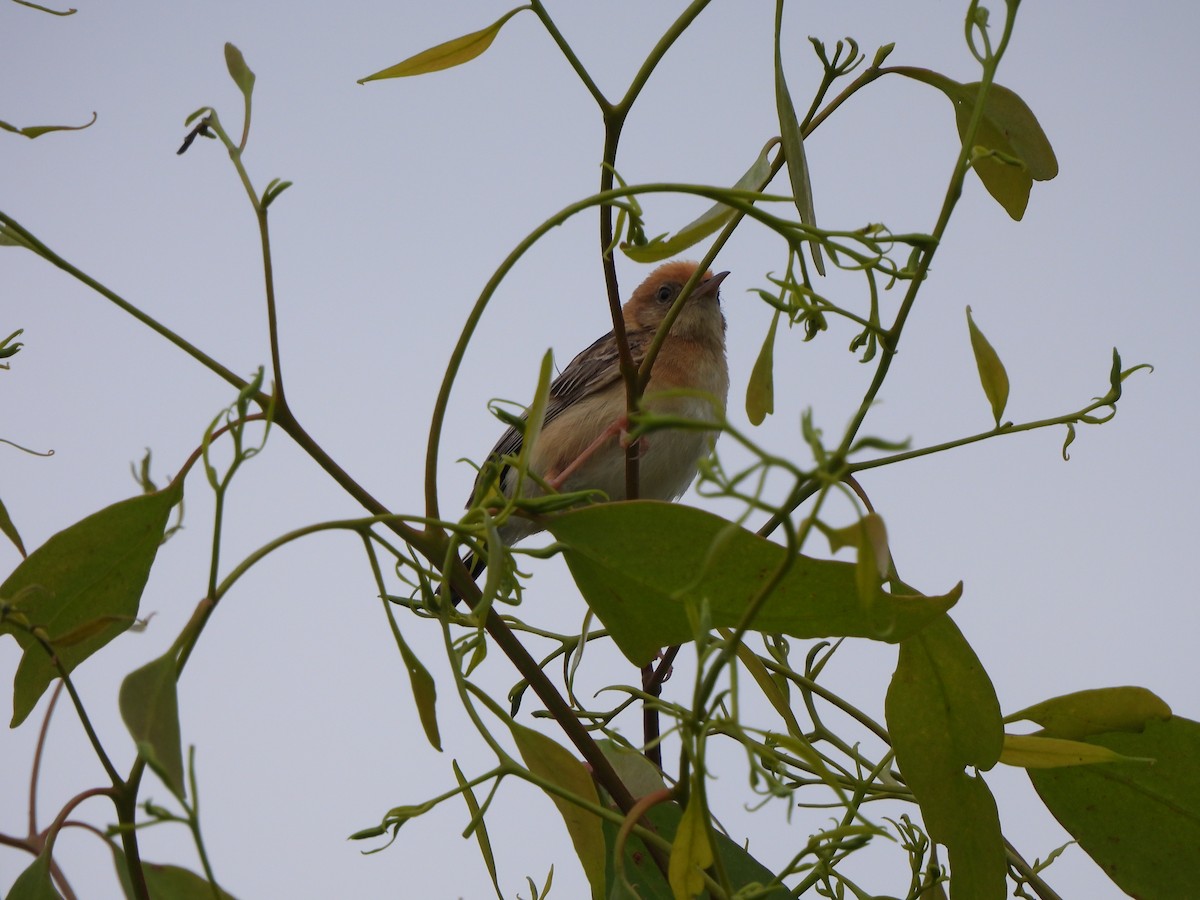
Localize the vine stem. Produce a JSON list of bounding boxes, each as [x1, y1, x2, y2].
[[834, 15, 1019, 461], [28, 681, 64, 836], [1005, 838, 1065, 900]]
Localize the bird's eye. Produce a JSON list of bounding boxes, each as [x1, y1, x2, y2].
[[656, 284, 676, 303]]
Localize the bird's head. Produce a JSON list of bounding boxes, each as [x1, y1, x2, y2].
[[623, 260, 729, 341]]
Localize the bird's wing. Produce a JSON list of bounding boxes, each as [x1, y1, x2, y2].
[[468, 328, 654, 503]]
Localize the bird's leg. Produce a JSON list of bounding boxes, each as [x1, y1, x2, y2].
[[546, 416, 646, 491]]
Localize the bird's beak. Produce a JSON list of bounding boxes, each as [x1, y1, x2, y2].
[[695, 270, 730, 300]]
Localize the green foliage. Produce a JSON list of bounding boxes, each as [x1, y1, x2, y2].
[[0, 3, 1171, 899], [619, 141, 778, 263], [223, 42, 255, 100], [1007, 685, 1172, 739], [0, 111, 95, 139], [603, 800, 790, 900], [7, 852, 60, 900], [745, 306, 779, 426], [119, 651, 186, 798], [773, 0, 824, 276], [1, 484, 182, 726], [112, 847, 239, 900], [546, 502, 960, 666], [0, 494, 26, 557], [1030, 718, 1200, 895], [668, 792, 713, 899], [512, 724, 606, 900], [886, 616, 1006, 898], [891, 67, 1058, 219]]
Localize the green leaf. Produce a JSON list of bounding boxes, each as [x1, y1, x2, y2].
[[0, 327, 26, 360], [358, 7, 530, 83], [453, 760, 501, 896], [885, 616, 1006, 899], [728, 641, 803, 739], [1007, 686, 1172, 740], [0, 222, 38, 250], [397, 636, 441, 752], [602, 800, 789, 900], [119, 650, 185, 797], [1, 483, 182, 727], [546, 502, 958, 666], [8, 0, 76, 15], [938, 776, 1005, 899], [261, 178, 292, 209], [952, 81, 1058, 220], [889, 615, 1003, 772], [1030, 717, 1200, 898], [892, 68, 1057, 219], [965, 306, 1009, 427], [854, 513, 891, 611], [112, 846, 239, 900], [622, 141, 776, 263], [0, 111, 96, 139], [223, 43, 255, 100], [596, 740, 666, 800], [745, 309, 779, 425], [1000, 733, 1146, 769], [380, 591, 441, 750], [0, 494, 27, 556], [773, 1, 824, 276], [7, 852, 62, 900], [955, 93, 1032, 218], [1061, 422, 1076, 460], [669, 793, 712, 900], [511, 724, 606, 900]]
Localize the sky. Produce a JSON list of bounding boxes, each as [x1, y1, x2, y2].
[[2, 1, 1198, 898]]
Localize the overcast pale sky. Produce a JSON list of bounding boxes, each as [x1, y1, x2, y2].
[[3, 2, 1198, 898]]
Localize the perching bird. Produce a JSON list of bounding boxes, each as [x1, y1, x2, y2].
[[470, 260, 730, 546]]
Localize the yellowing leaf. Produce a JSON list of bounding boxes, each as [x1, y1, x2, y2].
[[953, 81, 1058, 219], [966, 306, 1009, 427], [891, 68, 1057, 220], [511, 724, 605, 899], [358, 7, 529, 83], [669, 794, 712, 899], [600, 800, 790, 899], [1000, 733, 1144, 769]]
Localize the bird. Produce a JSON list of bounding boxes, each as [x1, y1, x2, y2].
[[468, 260, 730, 547]]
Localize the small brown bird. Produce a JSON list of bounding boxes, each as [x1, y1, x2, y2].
[[472, 260, 730, 544]]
